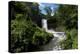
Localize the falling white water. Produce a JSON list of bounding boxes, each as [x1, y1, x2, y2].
[[42, 19, 48, 31], [41, 19, 66, 51]]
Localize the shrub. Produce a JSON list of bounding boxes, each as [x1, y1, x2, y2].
[[32, 28, 53, 45], [60, 29, 78, 49], [10, 14, 53, 52]]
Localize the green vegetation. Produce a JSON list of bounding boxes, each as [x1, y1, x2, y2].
[[10, 1, 53, 53], [55, 5, 78, 49], [40, 4, 78, 49], [9, 1, 78, 53], [60, 29, 78, 49], [44, 5, 78, 49]]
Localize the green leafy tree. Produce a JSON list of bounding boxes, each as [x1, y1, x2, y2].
[[9, 1, 53, 53]]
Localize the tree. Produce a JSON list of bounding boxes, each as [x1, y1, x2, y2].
[[9, 1, 53, 53], [55, 5, 78, 49]]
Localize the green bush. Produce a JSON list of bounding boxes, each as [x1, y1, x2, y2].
[[32, 28, 53, 45], [10, 14, 53, 52], [60, 29, 78, 49]]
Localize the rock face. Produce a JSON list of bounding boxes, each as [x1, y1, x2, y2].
[[28, 3, 42, 28]]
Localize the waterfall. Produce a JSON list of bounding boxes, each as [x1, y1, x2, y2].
[[42, 19, 66, 38], [41, 18, 66, 51], [42, 19, 48, 31]]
